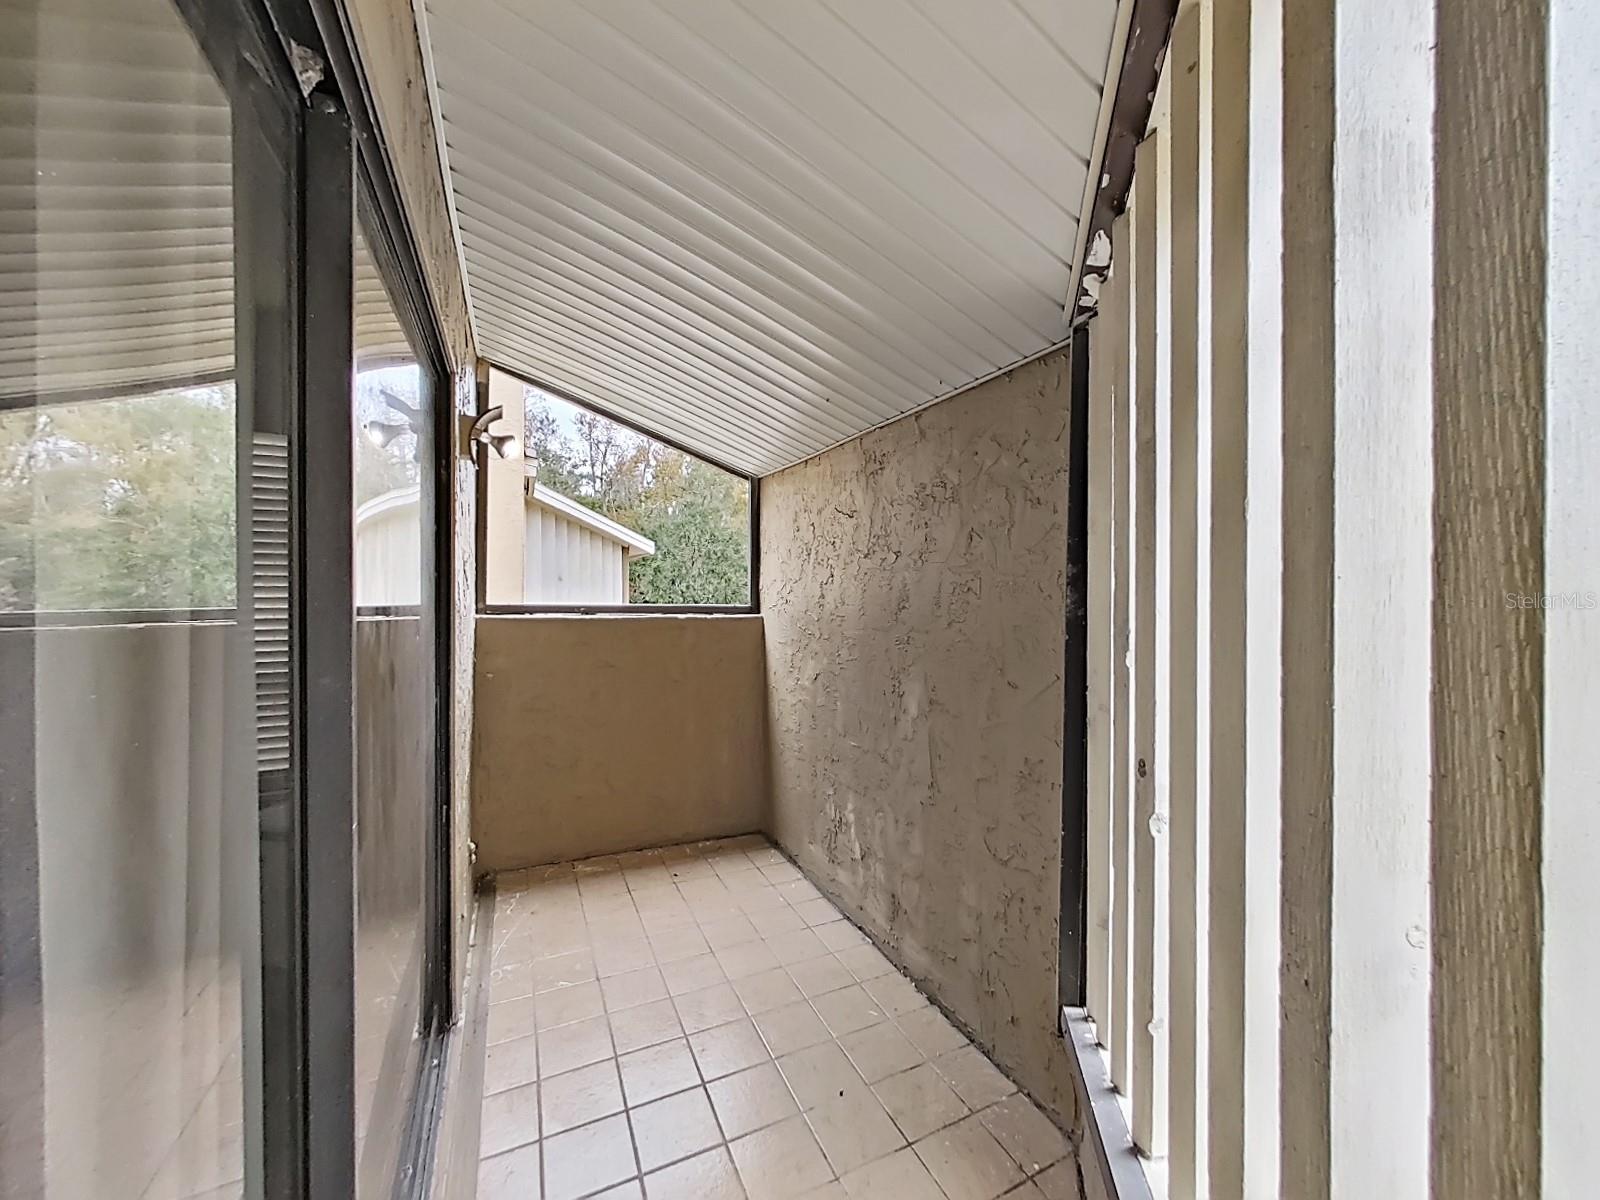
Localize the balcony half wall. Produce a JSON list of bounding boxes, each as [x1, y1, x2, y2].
[[472, 614, 766, 872]]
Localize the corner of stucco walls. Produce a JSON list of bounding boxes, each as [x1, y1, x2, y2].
[[759, 351, 1079, 1127]]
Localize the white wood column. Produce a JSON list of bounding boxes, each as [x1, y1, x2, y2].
[[1108, 209, 1135, 1088], [1543, 0, 1599, 1191], [1280, 0, 1435, 1193], [1241, 1, 1283, 1197], [1201, 0, 1278, 1193], [1086, 263, 1118, 1039], [1163, 7, 1207, 1196], [1130, 135, 1168, 1156]]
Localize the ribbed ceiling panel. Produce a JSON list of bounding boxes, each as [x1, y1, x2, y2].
[[421, 0, 1116, 475], [355, 229, 415, 368], [1, 0, 233, 403]]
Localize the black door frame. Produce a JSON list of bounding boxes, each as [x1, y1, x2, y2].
[[348, 160, 457, 1200], [6, 0, 452, 1193], [174, 4, 358, 1195], [182, 0, 457, 1193], [301, 0, 459, 1043], [1059, 322, 1091, 1011]]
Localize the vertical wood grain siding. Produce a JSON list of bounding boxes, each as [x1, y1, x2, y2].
[[1431, 0, 1546, 1195], [1278, 0, 1336, 1190], [1082, 0, 1559, 1195], [1543, 0, 1600, 1191]]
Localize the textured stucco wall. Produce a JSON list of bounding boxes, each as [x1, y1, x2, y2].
[[760, 350, 1076, 1120], [472, 615, 767, 871]]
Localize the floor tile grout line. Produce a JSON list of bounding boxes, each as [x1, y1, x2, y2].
[[484, 836, 1070, 1199]]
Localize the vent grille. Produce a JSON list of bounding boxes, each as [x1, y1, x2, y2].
[[251, 433, 291, 772]]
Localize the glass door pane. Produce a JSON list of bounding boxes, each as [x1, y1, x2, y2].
[[351, 213, 437, 1196], [0, 0, 252, 1194]]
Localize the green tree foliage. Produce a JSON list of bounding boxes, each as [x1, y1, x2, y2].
[[524, 391, 750, 605], [0, 386, 237, 610], [0, 377, 748, 613], [525, 399, 583, 496]]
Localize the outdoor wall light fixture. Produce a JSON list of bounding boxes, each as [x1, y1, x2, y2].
[[463, 405, 519, 463], [364, 387, 423, 449], [363, 420, 409, 449]]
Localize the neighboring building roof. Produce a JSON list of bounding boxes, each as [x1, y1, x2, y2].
[[356, 484, 422, 525], [525, 481, 656, 559]]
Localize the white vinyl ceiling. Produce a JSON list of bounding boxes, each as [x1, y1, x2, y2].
[[420, 0, 1118, 475]]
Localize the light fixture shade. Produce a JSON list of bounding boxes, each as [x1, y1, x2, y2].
[[364, 420, 409, 449], [465, 405, 514, 464]]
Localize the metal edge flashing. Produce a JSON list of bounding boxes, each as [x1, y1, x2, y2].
[[1061, 1007, 1158, 1200], [393, 1018, 450, 1200], [1065, 0, 1180, 319], [426, 886, 493, 1200]]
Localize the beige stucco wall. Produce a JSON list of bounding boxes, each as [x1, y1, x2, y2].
[[472, 615, 767, 871], [760, 350, 1076, 1121]]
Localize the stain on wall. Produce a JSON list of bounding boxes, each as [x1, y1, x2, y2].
[[472, 615, 768, 871], [760, 351, 1076, 1119]]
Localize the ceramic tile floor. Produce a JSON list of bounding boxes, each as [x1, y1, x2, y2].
[[477, 835, 1079, 1200]]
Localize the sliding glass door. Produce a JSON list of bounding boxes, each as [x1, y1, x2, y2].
[[351, 203, 443, 1198], [0, 2, 256, 1195], [0, 1, 451, 1195]]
